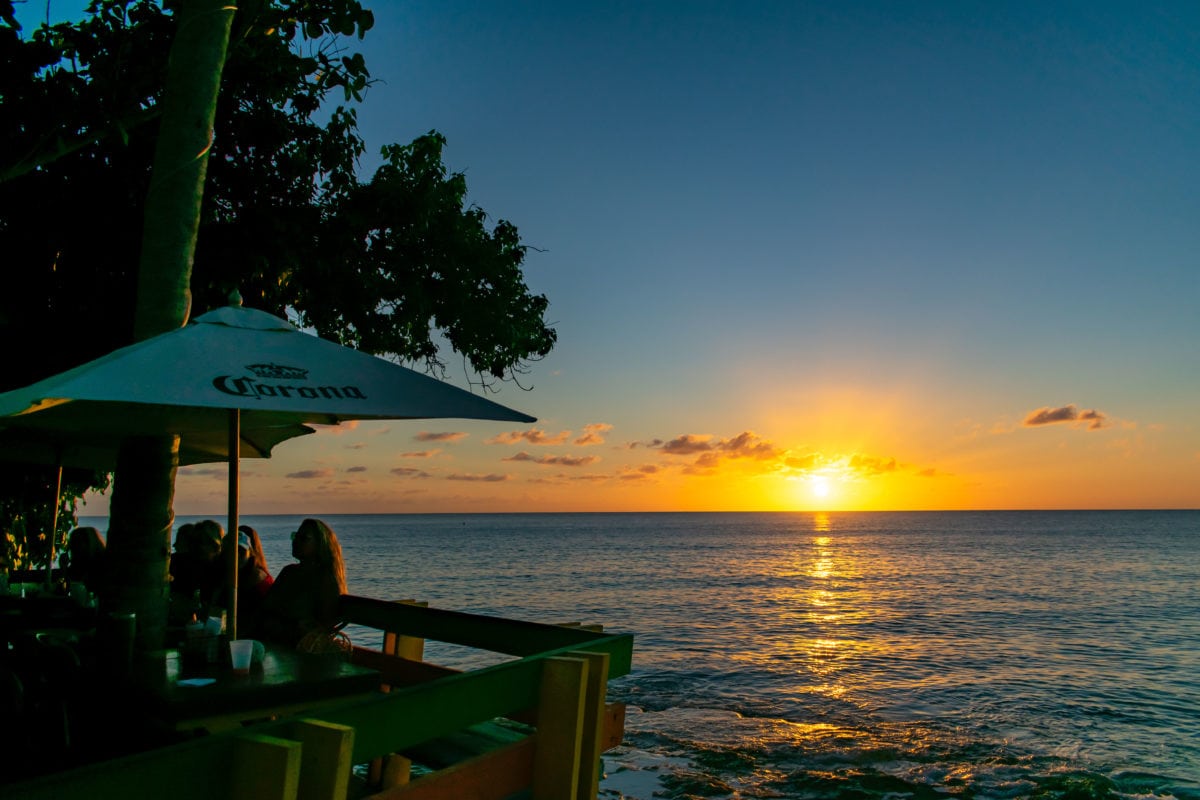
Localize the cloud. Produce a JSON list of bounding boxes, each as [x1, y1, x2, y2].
[[286, 468, 334, 479], [849, 454, 898, 475], [446, 473, 509, 482], [346, 466, 367, 473], [390, 467, 431, 478], [629, 438, 664, 449], [415, 431, 467, 442], [1023, 404, 1109, 431], [720, 431, 782, 460], [309, 421, 360, 435], [660, 431, 782, 461], [661, 434, 714, 455], [575, 423, 613, 446], [344, 443, 367, 450], [503, 451, 600, 467], [916, 468, 951, 478], [400, 450, 440, 458], [785, 453, 823, 470], [485, 429, 571, 446], [179, 466, 225, 478]]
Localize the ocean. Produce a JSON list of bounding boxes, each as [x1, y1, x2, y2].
[[89, 510, 1200, 799]]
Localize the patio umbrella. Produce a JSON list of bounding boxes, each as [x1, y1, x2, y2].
[[0, 300, 535, 635]]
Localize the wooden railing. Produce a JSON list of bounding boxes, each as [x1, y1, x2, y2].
[[6, 595, 633, 800]]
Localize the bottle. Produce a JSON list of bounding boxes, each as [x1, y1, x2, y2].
[[190, 589, 203, 623]]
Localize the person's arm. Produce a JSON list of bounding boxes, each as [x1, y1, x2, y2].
[[313, 572, 341, 630]]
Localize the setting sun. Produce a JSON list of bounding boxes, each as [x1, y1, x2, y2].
[[811, 476, 830, 498]]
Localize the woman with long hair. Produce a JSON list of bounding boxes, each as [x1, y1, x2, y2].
[[60, 526, 105, 588], [220, 525, 274, 635], [257, 518, 346, 647]]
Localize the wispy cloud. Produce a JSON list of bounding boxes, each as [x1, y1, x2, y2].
[[848, 454, 898, 475], [286, 468, 334, 479], [502, 451, 600, 467], [416, 431, 468, 442], [574, 423, 613, 446], [485, 429, 571, 446], [179, 466, 225, 478], [1023, 404, 1109, 431], [400, 450, 441, 458], [659, 434, 712, 455], [310, 421, 360, 435], [446, 473, 509, 482], [390, 467, 431, 478], [916, 468, 950, 478], [659, 431, 782, 461], [346, 466, 367, 473]]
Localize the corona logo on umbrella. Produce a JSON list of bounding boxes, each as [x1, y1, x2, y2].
[[212, 362, 368, 402]]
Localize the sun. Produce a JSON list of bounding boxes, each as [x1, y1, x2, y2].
[[811, 475, 830, 499]]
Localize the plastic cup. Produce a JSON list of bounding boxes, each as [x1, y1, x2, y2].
[[229, 639, 254, 674]]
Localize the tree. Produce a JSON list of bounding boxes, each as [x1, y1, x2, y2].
[[0, 0, 557, 636]]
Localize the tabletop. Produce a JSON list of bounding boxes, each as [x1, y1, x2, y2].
[[134, 644, 381, 730]]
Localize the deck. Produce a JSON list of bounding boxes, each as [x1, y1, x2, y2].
[[4, 594, 634, 800]]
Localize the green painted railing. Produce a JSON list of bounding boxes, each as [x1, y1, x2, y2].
[[6, 596, 633, 800]]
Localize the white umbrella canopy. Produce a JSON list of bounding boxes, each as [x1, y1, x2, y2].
[[0, 303, 536, 432], [0, 301, 536, 634]]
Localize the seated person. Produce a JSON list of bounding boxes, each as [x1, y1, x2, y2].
[[257, 518, 346, 648], [168, 520, 225, 615], [219, 526, 274, 636], [60, 527, 105, 589]]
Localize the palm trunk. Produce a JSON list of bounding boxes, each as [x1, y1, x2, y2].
[[104, 0, 234, 650]]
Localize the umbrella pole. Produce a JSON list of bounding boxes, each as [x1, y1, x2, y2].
[[227, 408, 239, 639], [45, 461, 63, 591]]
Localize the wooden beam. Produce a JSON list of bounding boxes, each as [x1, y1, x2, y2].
[[381, 754, 413, 789], [364, 739, 535, 800], [567, 651, 610, 800], [282, 719, 355, 800], [532, 657, 588, 800], [350, 647, 459, 686], [339, 596, 612, 657], [385, 600, 429, 663], [232, 734, 301, 800], [602, 703, 627, 751]]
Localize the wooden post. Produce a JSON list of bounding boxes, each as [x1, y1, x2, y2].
[[283, 719, 356, 800], [380, 754, 413, 790], [384, 599, 428, 664], [567, 651, 610, 800], [369, 599, 428, 787], [532, 656, 588, 800], [232, 734, 302, 800]]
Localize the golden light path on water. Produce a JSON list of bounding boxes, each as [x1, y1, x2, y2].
[[717, 511, 947, 771]]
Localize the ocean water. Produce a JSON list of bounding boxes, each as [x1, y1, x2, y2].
[[122, 510, 1200, 799]]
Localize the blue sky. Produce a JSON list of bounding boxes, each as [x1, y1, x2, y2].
[[24, 1, 1199, 512]]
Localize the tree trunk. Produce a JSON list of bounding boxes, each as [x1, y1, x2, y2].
[[104, 0, 234, 650]]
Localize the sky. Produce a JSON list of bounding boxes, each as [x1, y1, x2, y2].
[[31, 1, 1200, 513]]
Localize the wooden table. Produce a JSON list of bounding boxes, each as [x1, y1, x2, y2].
[[135, 645, 381, 733], [0, 594, 96, 639]]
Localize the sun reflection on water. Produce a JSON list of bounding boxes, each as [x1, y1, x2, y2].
[[744, 513, 882, 711]]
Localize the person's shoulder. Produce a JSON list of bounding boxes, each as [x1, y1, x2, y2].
[[275, 563, 299, 577]]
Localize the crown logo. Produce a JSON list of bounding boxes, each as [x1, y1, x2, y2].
[[246, 363, 308, 380]]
